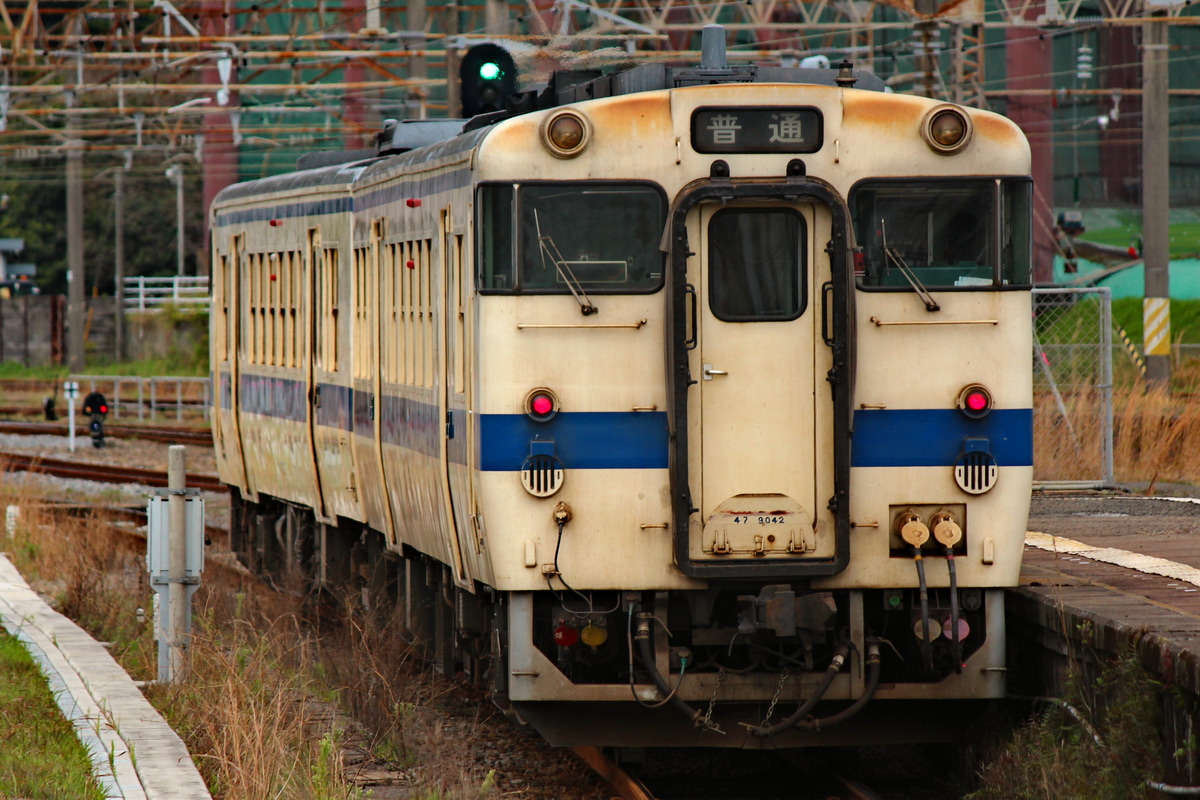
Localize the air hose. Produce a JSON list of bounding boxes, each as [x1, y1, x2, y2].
[[799, 641, 882, 731], [898, 512, 934, 673], [634, 617, 708, 727], [749, 643, 850, 738], [932, 512, 965, 674]]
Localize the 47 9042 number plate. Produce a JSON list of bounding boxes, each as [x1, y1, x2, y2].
[[704, 494, 815, 556]]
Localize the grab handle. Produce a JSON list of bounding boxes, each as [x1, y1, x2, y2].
[[684, 283, 698, 350]]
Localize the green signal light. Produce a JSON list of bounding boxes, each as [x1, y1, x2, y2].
[[479, 62, 502, 81]]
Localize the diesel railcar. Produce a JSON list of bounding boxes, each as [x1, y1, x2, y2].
[[210, 28, 1033, 748]]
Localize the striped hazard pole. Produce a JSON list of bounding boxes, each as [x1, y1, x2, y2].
[[1144, 296, 1171, 384]]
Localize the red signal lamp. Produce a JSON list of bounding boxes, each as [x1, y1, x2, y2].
[[957, 384, 993, 419]]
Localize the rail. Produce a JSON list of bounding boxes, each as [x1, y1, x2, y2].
[[123, 276, 210, 312], [67, 375, 211, 423], [0, 450, 225, 492]]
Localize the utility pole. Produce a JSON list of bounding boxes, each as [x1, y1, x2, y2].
[[1142, 11, 1171, 388], [446, 0, 461, 119], [114, 169, 125, 363], [166, 164, 185, 276], [66, 141, 85, 373]]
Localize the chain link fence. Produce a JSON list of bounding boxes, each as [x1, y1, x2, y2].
[[1031, 287, 1114, 489]]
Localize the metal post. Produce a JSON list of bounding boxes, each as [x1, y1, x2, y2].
[[1142, 11, 1171, 388], [167, 445, 187, 681], [114, 170, 126, 362], [1099, 288, 1115, 487], [67, 142, 86, 372]]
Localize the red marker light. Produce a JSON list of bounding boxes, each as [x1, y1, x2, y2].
[[406, 260, 415, 269], [526, 389, 558, 422], [406, 198, 422, 208], [957, 384, 992, 419], [553, 625, 579, 646], [100, 405, 108, 414]]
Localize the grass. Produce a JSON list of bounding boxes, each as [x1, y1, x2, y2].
[[0, 630, 108, 800], [970, 650, 1163, 800], [1084, 218, 1200, 259], [1110, 298, 1200, 345], [1037, 296, 1200, 346]]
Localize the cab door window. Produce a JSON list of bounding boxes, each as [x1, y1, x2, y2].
[[708, 208, 806, 322]]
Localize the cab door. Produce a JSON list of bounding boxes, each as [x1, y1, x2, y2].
[[688, 201, 836, 566]]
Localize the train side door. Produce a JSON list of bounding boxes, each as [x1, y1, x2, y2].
[[221, 233, 251, 495], [689, 201, 836, 564], [440, 207, 473, 588]]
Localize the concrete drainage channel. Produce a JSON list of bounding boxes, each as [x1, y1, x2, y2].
[[0, 555, 210, 799]]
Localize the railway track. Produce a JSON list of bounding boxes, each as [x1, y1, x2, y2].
[[0, 420, 212, 446], [574, 747, 889, 800], [0, 450, 226, 492]]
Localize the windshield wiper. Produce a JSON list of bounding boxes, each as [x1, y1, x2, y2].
[[881, 219, 939, 312], [535, 210, 598, 316]]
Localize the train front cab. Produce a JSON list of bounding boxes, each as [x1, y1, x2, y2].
[[494, 89, 1033, 750]]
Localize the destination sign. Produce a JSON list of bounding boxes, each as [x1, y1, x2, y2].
[[691, 107, 823, 154]]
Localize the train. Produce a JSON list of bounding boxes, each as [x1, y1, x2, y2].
[[209, 26, 1034, 749]]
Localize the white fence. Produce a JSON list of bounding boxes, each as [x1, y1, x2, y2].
[[68, 375, 211, 422], [123, 276, 209, 312]]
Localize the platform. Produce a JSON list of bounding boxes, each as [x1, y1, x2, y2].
[[0, 554, 210, 800], [1017, 493, 1200, 692]]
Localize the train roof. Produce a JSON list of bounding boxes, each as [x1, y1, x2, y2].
[[215, 25, 892, 205]]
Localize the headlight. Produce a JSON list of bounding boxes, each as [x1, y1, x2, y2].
[[922, 105, 973, 154], [541, 110, 591, 158]]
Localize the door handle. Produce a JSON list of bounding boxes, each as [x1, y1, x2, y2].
[[703, 364, 728, 380]]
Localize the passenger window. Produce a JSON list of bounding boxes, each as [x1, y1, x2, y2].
[[708, 208, 806, 322]]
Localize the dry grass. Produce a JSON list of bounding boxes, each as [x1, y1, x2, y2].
[[1035, 363, 1200, 487], [149, 610, 362, 800], [0, 477, 506, 800], [0, 484, 364, 799]]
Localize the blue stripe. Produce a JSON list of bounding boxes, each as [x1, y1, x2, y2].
[[851, 408, 1033, 467], [480, 412, 669, 471], [239, 374, 308, 422], [315, 383, 352, 430], [379, 392, 440, 458]]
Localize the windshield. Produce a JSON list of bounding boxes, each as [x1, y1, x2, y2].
[[851, 178, 1032, 289], [477, 182, 666, 293]]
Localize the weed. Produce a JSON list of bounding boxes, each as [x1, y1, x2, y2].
[[970, 650, 1161, 800]]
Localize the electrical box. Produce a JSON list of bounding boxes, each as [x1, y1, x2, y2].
[[147, 494, 205, 583]]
